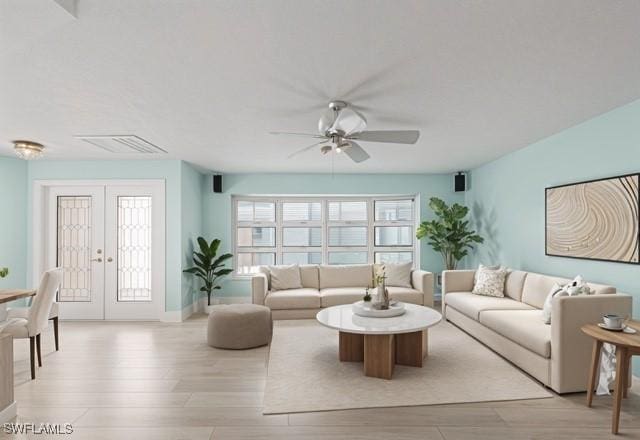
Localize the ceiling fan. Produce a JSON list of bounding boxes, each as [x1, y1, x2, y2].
[[270, 101, 420, 163]]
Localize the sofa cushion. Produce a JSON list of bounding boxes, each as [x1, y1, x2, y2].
[[444, 291, 535, 320], [504, 270, 528, 301], [520, 272, 617, 309], [268, 264, 302, 291], [387, 286, 423, 305], [378, 262, 412, 288], [318, 265, 372, 289], [264, 288, 320, 310], [521, 273, 572, 309], [300, 265, 320, 289], [320, 287, 367, 307], [479, 309, 551, 358]]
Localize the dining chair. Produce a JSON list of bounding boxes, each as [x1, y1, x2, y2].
[[0, 268, 63, 379], [8, 300, 60, 351]]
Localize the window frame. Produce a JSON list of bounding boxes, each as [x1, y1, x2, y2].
[[231, 195, 419, 277]]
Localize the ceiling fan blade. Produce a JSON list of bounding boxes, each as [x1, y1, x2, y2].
[[341, 141, 370, 163], [287, 140, 328, 159], [270, 131, 325, 139], [331, 107, 367, 136], [349, 130, 420, 144], [318, 108, 337, 134]]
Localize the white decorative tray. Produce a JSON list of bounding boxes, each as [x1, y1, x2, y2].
[[352, 300, 406, 318]]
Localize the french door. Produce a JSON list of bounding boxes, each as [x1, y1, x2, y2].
[[43, 182, 165, 320]]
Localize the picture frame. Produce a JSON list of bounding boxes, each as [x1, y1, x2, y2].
[[545, 173, 640, 264]]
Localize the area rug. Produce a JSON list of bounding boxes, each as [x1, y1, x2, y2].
[[263, 319, 551, 414]]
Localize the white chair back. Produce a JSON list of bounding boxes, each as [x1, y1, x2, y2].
[[27, 268, 63, 336]]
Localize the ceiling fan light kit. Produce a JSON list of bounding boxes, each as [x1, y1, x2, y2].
[[272, 101, 420, 163], [13, 140, 45, 160]]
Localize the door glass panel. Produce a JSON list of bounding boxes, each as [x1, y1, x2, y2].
[[117, 196, 152, 302], [57, 196, 92, 302]]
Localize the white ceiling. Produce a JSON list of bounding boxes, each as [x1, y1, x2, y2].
[[1, 0, 640, 173]]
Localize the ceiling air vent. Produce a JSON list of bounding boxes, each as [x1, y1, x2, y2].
[[76, 135, 168, 154]]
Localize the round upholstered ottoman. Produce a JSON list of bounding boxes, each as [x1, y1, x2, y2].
[[207, 304, 273, 349]]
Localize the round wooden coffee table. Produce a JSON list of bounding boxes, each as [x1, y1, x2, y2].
[[582, 321, 640, 434], [316, 303, 442, 380]]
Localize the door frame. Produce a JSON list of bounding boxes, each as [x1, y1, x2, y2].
[[32, 179, 166, 320]]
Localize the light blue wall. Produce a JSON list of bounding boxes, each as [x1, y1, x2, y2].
[[465, 99, 640, 371], [26, 159, 186, 311], [180, 162, 204, 308], [0, 156, 27, 288], [202, 173, 463, 298]]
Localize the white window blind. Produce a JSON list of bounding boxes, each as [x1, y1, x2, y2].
[[232, 196, 418, 275]]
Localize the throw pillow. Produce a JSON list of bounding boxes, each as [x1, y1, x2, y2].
[[472, 264, 508, 297], [541, 275, 593, 324], [379, 262, 412, 288], [565, 275, 593, 296], [268, 264, 302, 291], [542, 283, 568, 324]]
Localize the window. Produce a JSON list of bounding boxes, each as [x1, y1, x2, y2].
[[232, 196, 417, 275]]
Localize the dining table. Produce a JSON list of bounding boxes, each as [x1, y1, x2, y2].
[[0, 289, 36, 321]]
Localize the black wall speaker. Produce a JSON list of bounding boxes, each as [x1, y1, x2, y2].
[[213, 175, 223, 193], [454, 172, 467, 192]]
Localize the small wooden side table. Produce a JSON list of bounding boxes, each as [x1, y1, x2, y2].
[[582, 321, 640, 434]]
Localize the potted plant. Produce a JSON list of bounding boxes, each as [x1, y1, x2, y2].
[[183, 237, 233, 313], [0, 267, 8, 279], [416, 197, 483, 283]]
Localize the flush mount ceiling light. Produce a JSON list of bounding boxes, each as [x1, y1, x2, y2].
[[13, 140, 45, 160]]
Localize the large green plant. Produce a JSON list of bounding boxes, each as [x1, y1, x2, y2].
[[183, 237, 233, 306], [416, 197, 483, 270]]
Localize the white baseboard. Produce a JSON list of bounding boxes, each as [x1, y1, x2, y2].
[[212, 296, 251, 305], [162, 297, 250, 322], [0, 401, 17, 424], [162, 303, 195, 323], [196, 296, 250, 310]]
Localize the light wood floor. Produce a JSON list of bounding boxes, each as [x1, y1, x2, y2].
[[5, 314, 640, 439]]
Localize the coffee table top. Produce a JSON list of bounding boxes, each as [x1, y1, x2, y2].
[[316, 303, 442, 335]]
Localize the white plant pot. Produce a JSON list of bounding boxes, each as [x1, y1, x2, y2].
[[205, 304, 217, 314]]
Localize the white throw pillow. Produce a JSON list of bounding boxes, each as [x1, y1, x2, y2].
[[379, 262, 412, 288], [542, 275, 593, 324], [472, 264, 508, 297], [268, 265, 302, 291], [542, 283, 568, 324], [565, 275, 593, 296]]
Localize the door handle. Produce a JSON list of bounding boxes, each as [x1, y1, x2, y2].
[[91, 258, 103, 262]]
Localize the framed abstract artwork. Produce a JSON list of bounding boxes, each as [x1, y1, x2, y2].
[[545, 173, 640, 264]]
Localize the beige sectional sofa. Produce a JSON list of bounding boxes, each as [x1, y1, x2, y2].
[[252, 264, 434, 319], [442, 269, 632, 393]]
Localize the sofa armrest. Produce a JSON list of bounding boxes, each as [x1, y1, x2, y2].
[[251, 273, 268, 306], [551, 293, 632, 393], [442, 270, 475, 295], [411, 270, 434, 307]]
